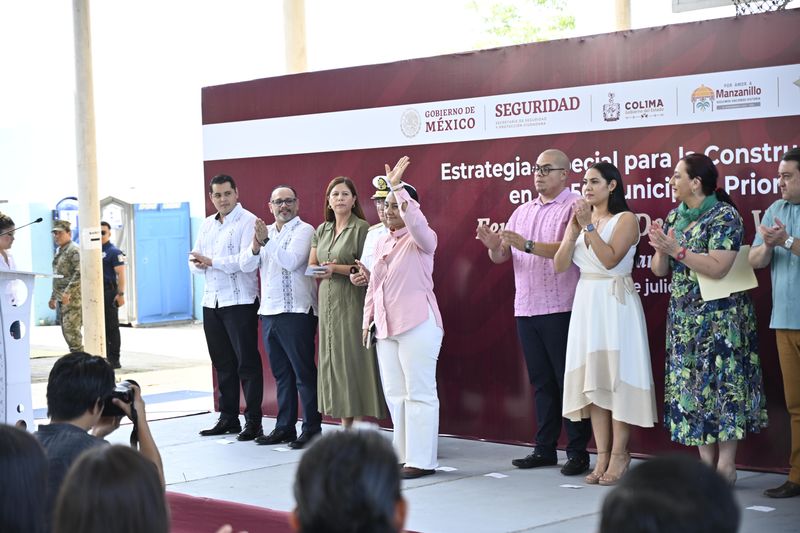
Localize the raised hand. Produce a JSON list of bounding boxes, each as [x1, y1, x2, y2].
[[385, 156, 411, 188]]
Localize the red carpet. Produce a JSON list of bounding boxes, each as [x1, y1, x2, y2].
[[167, 491, 293, 533]]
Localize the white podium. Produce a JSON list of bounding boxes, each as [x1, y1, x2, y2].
[[0, 270, 53, 429]]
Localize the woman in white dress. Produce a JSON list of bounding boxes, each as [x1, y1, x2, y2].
[[554, 162, 657, 486]]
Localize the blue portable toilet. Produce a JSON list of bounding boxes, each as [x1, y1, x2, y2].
[[54, 197, 80, 243], [101, 198, 193, 326]]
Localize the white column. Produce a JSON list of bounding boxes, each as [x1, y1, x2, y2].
[[284, 0, 308, 74], [72, 0, 105, 355]]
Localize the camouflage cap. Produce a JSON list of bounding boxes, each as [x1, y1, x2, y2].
[[52, 220, 71, 233], [371, 175, 390, 200]]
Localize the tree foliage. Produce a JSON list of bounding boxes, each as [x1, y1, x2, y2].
[[469, 0, 576, 48]]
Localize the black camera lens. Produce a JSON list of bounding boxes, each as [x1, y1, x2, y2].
[[102, 379, 139, 417]]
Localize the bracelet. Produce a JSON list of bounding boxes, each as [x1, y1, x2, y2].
[[676, 246, 687, 261], [391, 183, 404, 191], [256, 237, 267, 246]]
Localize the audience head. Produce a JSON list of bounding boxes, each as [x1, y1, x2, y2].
[[53, 445, 168, 533], [46, 352, 116, 422], [586, 162, 630, 214], [678, 152, 736, 209], [599, 454, 740, 533], [324, 176, 366, 222], [0, 424, 48, 533], [291, 430, 405, 533]]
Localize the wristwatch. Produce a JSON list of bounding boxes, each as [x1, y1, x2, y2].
[[524, 240, 535, 254], [584, 223, 596, 232], [117, 292, 124, 296], [785, 236, 795, 250]]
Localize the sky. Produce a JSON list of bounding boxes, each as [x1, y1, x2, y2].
[[1, 0, 796, 217]]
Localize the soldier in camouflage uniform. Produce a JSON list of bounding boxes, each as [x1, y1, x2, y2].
[[49, 220, 83, 352]]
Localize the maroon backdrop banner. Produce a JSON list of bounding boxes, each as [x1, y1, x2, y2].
[[202, 10, 800, 471]]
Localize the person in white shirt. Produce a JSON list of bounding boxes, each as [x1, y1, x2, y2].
[[240, 186, 321, 449], [190, 174, 264, 441], [350, 175, 392, 287]]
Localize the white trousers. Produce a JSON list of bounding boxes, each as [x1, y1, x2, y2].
[[376, 306, 443, 470]]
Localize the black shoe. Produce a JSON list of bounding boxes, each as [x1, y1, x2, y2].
[[199, 417, 241, 437], [512, 452, 558, 469], [288, 430, 321, 450], [255, 427, 297, 445], [236, 422, 264, 441], [764, 481, 800, 498], [401, 466, 436, 479], [560, 456, 591, 476]]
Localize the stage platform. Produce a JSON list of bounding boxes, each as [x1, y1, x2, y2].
[[98, 410, 797, 533], [28, 325, 799, 532]]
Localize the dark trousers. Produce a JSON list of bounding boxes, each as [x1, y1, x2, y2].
[[517, 312, 591, 459], [103, 285, 121, 363], [203, 301, 263, 423], [261, 312, 321, 433]]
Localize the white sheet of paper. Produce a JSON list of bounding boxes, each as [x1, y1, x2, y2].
[[273, 446, 293, 452], [697, 245, 758, 301], [304, 265, 328, 277], [745, 506, 775, 513], [215, 439, 235, 445], [484, 472, 508, 478], [560, 484, 584, 489], [436, 466, 458, 472]]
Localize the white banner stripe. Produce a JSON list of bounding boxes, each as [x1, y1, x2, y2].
[[203, 64, 800, 161]]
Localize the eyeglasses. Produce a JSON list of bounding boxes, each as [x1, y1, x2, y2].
[[270, 198, 297, 206], [533, 165, 566, 176]]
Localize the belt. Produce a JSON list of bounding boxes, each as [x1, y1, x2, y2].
[[580, 272, 635, 305]]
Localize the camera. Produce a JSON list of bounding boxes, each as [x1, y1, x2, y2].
[[103, 379, 139, 417]]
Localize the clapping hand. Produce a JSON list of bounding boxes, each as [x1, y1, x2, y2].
[[758, 217, 789, 248], [499, 230, 527, 252], [476, 224, 501, 250], [573, 199, 592, 227], [254, 218, 269, 246], [648, 220, 679, 256]]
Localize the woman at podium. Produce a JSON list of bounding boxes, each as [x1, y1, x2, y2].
[[0, 213, 15, 271]]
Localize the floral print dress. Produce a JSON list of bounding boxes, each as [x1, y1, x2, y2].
[[663, 201, 768, 446]]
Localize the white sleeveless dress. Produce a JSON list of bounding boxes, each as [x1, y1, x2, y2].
[[562, 213, 658, 427]]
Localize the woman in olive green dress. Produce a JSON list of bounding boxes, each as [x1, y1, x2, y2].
[[309, 177, 386, 427]]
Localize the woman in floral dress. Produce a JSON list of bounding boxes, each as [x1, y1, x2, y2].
[[649, 153, 767, 484]]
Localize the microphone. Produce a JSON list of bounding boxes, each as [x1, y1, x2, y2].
[[0, 217, 44, 237]]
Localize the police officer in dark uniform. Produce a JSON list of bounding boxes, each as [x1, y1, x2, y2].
[[101, 221, 126, 369]]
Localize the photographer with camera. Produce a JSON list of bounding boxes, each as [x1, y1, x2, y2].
[[35, 352, 164, 528]]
